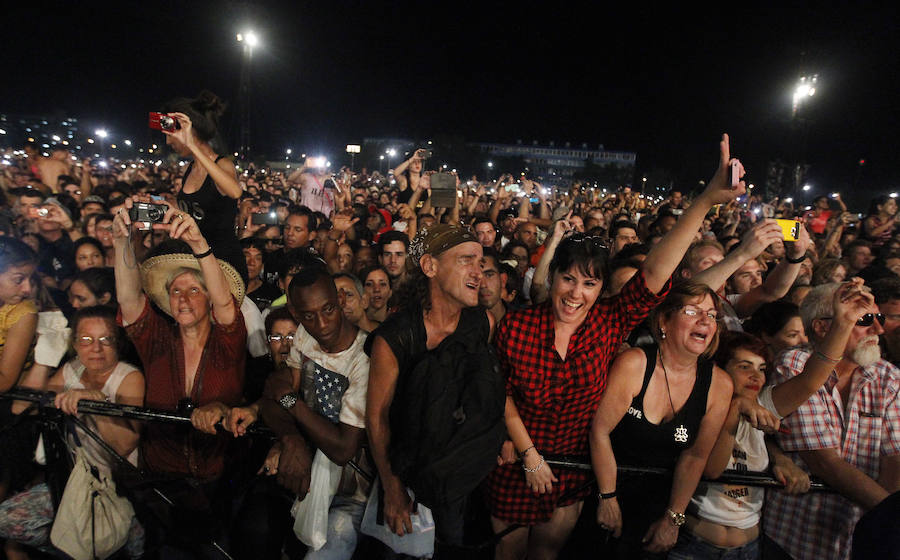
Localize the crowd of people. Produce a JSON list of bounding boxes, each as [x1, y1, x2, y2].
[[0, 91, 897, 560]]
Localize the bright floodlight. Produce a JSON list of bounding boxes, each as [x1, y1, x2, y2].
[[487, 162, 493, 168], [245, 31, 259, 47], [95, 129, 108, 139], [891, 193, 898, 199], [802, 184, 812, 191], [792, 74, 818, 115]]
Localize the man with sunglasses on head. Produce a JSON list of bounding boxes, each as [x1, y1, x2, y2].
[[764, 280, 900, 560]]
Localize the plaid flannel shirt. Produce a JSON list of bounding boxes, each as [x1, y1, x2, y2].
[[763, 348, 900, 560], [485, 269, 669, 523]]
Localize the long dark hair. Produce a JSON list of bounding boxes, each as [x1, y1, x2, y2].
[[71, 267, 117, 306]]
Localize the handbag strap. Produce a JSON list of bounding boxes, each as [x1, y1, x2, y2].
[[64, 414, 144, 476]]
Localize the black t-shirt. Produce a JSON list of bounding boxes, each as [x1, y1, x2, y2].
[[37, 231, 75, 284], [178, 158, 247, 283]]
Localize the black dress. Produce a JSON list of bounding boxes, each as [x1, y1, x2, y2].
[[178, 157, 248, 284], [607, 344, 713, 559]]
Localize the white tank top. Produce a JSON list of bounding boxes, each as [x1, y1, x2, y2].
[[62, 359, 141, 472], [689, 386, 781, 529]]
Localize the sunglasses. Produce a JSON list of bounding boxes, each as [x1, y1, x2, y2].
[[857, 313, 886, 327], [821, 313, 885, 327]]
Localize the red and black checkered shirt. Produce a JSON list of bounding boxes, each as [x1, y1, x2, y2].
[[485, 270, 670, 524]]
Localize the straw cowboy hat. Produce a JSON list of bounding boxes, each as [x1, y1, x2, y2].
[[140, 252, 245, 317]]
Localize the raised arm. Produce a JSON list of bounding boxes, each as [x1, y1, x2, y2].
[[162, 205, 237, 325], [731, 224, 811, 318], [112, 199, 147, 324], [165, 113, 242, 199], [770, 279, 871, 416], [642, 134, 746, 294], [530, 215, 569, 305], [691, 219, 783, 290]]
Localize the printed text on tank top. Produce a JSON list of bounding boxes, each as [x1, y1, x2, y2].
[[178, 156, 226, 222]]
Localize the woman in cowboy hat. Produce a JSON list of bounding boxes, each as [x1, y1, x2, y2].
[[112, 197, 246, 483]]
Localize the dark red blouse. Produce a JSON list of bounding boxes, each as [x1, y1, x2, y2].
[[485, 270, 669, 524], [120, 297, 246, 480]]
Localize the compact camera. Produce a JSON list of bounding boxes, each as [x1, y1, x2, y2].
[[148, 112, 180, 132], [129, 202, 168, 230], [28, 207, 50, 219]]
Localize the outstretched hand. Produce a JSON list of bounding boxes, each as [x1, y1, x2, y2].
[[700, 134, 746, 207], [832, 278, 877, 328]]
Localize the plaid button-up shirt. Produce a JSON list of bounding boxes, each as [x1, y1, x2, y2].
[[764, 348, 900, 560], [486, 270, 669, 523]]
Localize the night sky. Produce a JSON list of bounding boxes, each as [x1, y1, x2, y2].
[[4, 2, 899, 206]]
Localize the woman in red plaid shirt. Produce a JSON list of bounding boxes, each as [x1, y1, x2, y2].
[[487, 135, 748, 559]]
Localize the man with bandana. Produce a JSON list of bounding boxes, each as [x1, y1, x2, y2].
[[365, 224, 506, 556]]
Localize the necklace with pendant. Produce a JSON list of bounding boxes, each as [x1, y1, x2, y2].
[[658, 349, 689, 444]]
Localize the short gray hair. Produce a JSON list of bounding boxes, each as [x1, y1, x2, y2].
[[800, 283, 840, 339], [165, 267, 208, 294]]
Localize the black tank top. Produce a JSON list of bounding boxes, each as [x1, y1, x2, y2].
[[178, 157, 247, 283], [609, 344, 713, 470]]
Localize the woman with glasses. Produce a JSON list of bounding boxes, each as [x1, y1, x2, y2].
[[590, 281, 735, 559], [488, 135, 748, 560], [1, 306, 145, 557], [666, 280, 875, 559]]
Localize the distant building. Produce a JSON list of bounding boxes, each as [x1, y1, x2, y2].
[[475, 141, 636, 181], [0, 113, 83, 154]]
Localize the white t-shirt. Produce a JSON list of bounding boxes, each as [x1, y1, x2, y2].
[[286, 325, 371, 501], [689, 385, 782, 529]]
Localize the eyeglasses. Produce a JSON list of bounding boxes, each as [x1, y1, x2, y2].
[[681, 306, 719, 321], [76, 336, 115, 347], [267, 334, 295, 343]]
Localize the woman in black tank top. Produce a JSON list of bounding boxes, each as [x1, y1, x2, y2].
[[590, 282, 734, 559], [161, 91, 248, 283]]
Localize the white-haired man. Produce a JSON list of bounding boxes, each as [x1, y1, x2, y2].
[[764, 281, 900, 560]]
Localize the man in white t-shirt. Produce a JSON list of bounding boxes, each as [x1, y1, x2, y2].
[[238, 265, 370, 559]]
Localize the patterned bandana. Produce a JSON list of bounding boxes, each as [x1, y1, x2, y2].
[[407, 223, 476, 270]]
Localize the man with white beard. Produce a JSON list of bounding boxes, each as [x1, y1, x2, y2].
[[763, 280, 900, 560]]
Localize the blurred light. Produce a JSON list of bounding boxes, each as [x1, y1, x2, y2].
[[27, 137, 35, 142], [98, 161, 108, 168], [234, 152, 239, 157], [387, 149, 396, 157], [152, 144, 157, 149], [156, 160, 162, 166], [51, 135, 60, 141], [87, 138, 94, 144], [487, 162, 493, 168], [245, 31, 259, 47], [802, 184, 812, 191], [286, 148, 292, 154], [124, 140, 132, 146], [891, 193, 898, 199], [62, 141, 69, 145], [0, 129, 6, 135], [110, 144, 117, 149], [379, 155, 384, 160], [785, 197, 794, 203], [94, 129, 108, 138]]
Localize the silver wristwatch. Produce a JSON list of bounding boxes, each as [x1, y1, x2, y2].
[[667, 509, 686, 527], [279, 392, 299, 410]]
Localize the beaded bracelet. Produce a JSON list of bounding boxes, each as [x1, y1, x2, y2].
[[813, 349, 842, 364]]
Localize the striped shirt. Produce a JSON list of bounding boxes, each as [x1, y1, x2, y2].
[[763, 348, 900, 560]]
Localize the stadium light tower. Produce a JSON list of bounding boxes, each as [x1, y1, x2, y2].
[[236, 30, 260, 160]]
